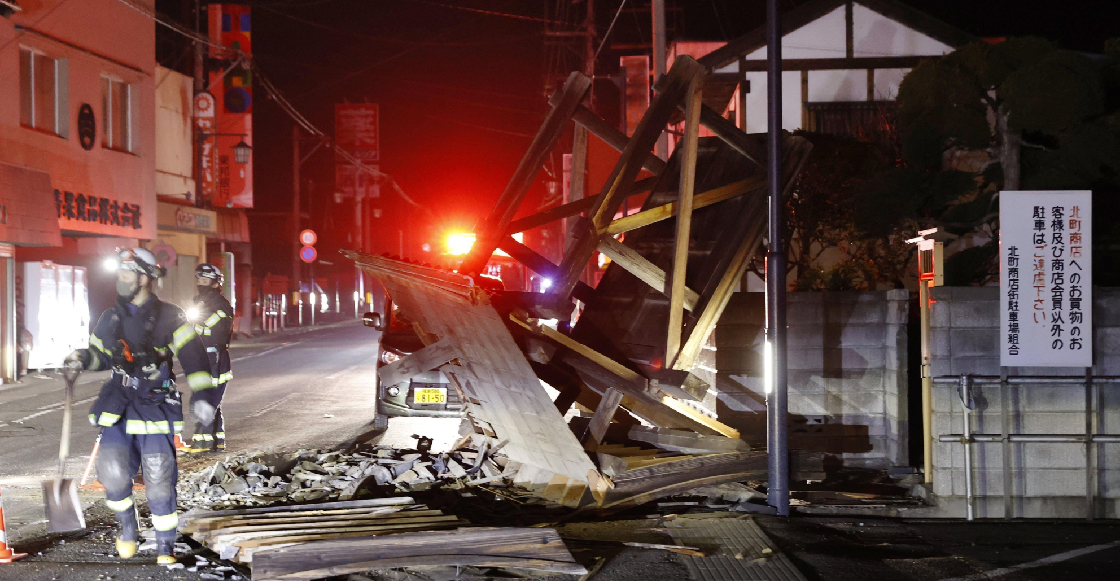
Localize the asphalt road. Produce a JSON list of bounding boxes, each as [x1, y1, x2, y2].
[[2, 322, 1119, 581]]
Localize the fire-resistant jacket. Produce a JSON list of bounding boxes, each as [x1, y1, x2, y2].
[[86, 295, 213, 435], [192, 291, 234, 390]]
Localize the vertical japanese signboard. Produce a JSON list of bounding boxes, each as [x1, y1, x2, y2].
[[194, 92, 217, 203], [1000, 191, 1092, 367], [334, 104, 379, 200], [207, 4, 254, 208]]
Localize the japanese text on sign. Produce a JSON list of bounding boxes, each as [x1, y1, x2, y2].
[[54, 190, 142, 230], [1000, 191, 1091, 367]]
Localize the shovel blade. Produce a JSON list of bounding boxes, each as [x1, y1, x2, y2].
[[42, 478, 86, 533]]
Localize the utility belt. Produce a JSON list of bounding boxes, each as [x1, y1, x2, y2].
[[113, 367, 180, 407]]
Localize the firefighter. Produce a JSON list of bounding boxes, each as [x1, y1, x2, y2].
[[65, 248, 213, 565], [185, 263, 233, 453]]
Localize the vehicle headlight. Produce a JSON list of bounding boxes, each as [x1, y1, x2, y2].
[[381, 350, 402, 364], [386, 385, 400, 397]]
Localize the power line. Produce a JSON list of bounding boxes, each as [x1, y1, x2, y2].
[[594, 0, 628, 63], [406, 0, 561, 25]]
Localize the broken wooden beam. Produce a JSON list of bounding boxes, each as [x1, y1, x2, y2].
[[251, 527, 586, 580], [460, 72, 591, 277], [596, 236, 700, 311], [604, 176, 766, 236]]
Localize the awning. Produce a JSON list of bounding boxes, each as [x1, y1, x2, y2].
[[211, 207, 250, 243], [0, 162, 63, 247]]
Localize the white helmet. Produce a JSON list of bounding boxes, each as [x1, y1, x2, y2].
[[116, 247, 165, 279]]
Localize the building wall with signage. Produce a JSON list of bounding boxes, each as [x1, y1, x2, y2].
[[0, 0, 157, 240], [203, 3, 253, 209], [156, 65, 195, 202]]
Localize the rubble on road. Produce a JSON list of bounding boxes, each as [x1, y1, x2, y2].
[[177, 437, 510, 512]]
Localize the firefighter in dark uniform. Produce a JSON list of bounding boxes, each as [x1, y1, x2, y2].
[[185, 263, 233, 453], [65, 248, 214, 565]]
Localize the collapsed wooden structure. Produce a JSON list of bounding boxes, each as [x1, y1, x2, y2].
[[346, 54, 813, 508], [181, 497, 586, 580]]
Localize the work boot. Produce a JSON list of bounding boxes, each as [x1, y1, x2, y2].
[[114, 509, 139, 559], [155, 539, 176, 565]]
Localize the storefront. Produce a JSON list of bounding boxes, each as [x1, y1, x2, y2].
[[0, 162, 65, 381], [150, 200, 217, 308]]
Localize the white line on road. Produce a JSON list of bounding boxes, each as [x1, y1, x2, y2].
[[938, 539, 1120, 581], [324, 357, 374, 381], [0, 395, 99, 427], [246, 393, 298, 418], [232, 342, 300, 362]]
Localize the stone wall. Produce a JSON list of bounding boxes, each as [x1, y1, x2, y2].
[[929, 286, 1120, 518], [713, 290, 910, 468]]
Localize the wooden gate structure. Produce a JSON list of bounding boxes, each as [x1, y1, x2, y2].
[[346, 55, 813, 508]]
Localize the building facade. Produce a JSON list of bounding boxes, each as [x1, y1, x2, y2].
[[0, 0, 158, 376]]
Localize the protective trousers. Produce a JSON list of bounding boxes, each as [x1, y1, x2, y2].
[[96, 421, 179, 542], [190, 382, 226, 450]]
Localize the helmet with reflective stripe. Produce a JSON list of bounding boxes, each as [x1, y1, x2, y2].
[[117, 247, 165, 279], [195, 263, 224, 285]]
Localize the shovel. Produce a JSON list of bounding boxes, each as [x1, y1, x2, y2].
[[42, 364, 86, 533]]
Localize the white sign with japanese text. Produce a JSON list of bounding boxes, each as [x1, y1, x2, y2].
[[1000, 191, 1092, 367]]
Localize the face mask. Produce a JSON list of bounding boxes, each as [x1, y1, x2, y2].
[[197, 284, 214, 296], [117, 278, 138, 299]]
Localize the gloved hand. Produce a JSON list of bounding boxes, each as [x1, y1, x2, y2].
[[192, 399, 216, 425], [65, 349, 90, 371]]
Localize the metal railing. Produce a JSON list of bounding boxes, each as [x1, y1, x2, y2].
[[934, 373, 1120, 521]]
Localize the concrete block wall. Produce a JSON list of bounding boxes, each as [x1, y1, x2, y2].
[[714, 290, 910, 468], [930, 286, 1120, 518]]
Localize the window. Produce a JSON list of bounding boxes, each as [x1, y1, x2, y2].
[[102, 76, 132, 152], [19, 47, 67, 136]]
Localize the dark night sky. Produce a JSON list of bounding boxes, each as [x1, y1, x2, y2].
[[160, 0, 1119, 276]]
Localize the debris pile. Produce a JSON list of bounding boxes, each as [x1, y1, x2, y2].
[[178, 436, 510, 511]]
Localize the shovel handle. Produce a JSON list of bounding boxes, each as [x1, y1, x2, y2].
[[58, 369, 80, 476]]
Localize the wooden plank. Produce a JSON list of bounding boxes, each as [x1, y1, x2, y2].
[[666, 72, 705, 365], [497, 236, 596, 304], [511, 315, 642, 384], [194, 509, 445, 535], [377, 336, 459, 386], [230, 520, 471, 555], [506, 176, 657, 235], [250, 527, 586, 580], [596, 236, 699, 311], [554, 56, 708, 299], [658, 395, 739, 438], [627, 425, 751, 454], [181, 497, 416, 523], [547, 93, 668, 175], [459, 72, 591, 277], [585, 387, 624, 451], [201, 514, 462, 541], [605, 177, 765, 235], [189, 507, 427, 534]]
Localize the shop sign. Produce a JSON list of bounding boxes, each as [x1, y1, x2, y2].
[[1000, 190, 1092, 367], [157, 202, 217, 236], [54, 189, 142, 229]]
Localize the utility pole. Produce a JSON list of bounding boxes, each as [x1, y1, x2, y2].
[[192, 0, 205, 208], [765, 0, 789, 517], [570, 0, 594, 279], [292, 124, 302, 324], [651, 0, 667, 158]]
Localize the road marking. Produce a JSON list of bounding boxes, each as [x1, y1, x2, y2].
[[233, 342, 300, 362], [938, 539, 1120, 581], [246, 393, 298, 418], [4, 395, 99, 425], [324, 357, 374, 381]]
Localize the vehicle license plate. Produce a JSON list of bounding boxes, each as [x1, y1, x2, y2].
[[414, 388, 447, 404]]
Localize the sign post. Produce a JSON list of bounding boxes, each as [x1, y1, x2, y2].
[[1000, 191, 1092, 367]]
